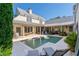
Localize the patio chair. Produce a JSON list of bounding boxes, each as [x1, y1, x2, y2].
[[53, 49, 69, 56], [27, 50, 40, 56], [43, 47, 55, 56]]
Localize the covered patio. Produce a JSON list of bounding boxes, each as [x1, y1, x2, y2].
[[13, 20, 74, 38]]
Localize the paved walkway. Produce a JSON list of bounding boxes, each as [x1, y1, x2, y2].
[[13, 34, 63, 42], [12, 41, 33, 56]]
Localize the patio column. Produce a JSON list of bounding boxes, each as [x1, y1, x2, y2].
[[49, 27, 50, 32], [68, 26, 70, 32], [67, 26, 69, 33], [51, 26, 52, 32], [48, 27, 50, 33], [33, 26, 36, 34], [61, 26, 63, 32], [21, 25, 24, 36], [27, 26, 28, 33], [44, 26, 45, 34], [23, 26, 25, 36], [50, 27, 51, 32]]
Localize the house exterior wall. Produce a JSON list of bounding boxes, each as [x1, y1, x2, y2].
[[74, 4, 79, 56], [14, 15, 27, 22], [13, 24, 25, 36], [13, 23, 37, 37], [13, 8, 74, 39], [13, 23, 73, 37]]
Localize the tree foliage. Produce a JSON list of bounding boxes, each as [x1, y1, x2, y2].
[[0, 3, 13, 55]]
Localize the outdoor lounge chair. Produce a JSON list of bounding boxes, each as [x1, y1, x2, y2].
[[43, 47, 69, 56], [43, 47, 55, 56], [27, 50, 40, 56], [53, 49, 69, 56]]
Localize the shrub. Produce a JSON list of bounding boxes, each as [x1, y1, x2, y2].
[[0, 47, 12, 56], [0, 3, 13, 55], [64, 32, 77, 52]]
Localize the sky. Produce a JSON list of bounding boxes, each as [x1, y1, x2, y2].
[[13, 3, 74, 20]]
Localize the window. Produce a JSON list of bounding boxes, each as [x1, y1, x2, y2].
[[27, 16, 32, 22], [32, 19, 40, 24]]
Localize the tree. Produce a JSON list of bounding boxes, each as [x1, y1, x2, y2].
[[0, 3, 13, 55], [64, 32, 77, 52]]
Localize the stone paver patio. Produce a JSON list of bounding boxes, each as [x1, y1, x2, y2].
[[12, 34, 75, 56]]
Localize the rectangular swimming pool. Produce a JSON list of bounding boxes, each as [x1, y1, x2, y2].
[[21, 35, 62, 49]]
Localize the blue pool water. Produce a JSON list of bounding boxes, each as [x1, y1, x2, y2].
[[21, 35, 62, 49]]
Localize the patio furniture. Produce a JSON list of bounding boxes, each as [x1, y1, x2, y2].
[[40, 48, 46, 56], [51, 31, 59, 34], [27, 50, 40, 56], [43, 47, 55, 56], [59, 32, 67, 36], [53, 49, 69, 56]]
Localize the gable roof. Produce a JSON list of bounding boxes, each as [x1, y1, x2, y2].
[[45, 16, 74, 24], [17, 8, 29, 16], [17, 8, 45, 22], [14, 8, 74, 26], [45, 16, 74, 26]]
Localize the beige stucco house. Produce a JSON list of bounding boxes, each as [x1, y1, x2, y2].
[[13, 8, 74, 37]]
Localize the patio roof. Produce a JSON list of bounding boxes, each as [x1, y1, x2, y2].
[[45, 16, 73, 24], [13, 19, 74, 26], [45, 21, 74, 26], [45, 16, 74, 26]]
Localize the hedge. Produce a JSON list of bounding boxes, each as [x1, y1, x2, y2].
[[0, 3, 13, 55]]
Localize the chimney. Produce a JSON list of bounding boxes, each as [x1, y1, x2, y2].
[[27, 8, 32, 14]]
